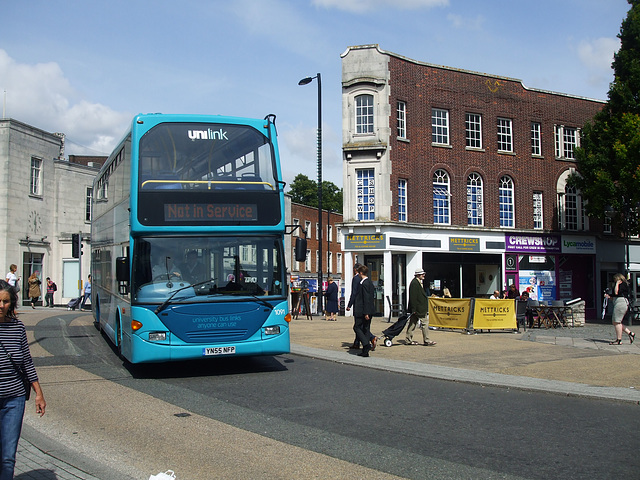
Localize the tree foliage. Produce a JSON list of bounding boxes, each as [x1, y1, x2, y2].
[[287, 174, 343, 213], [572, 0, 640, 235]]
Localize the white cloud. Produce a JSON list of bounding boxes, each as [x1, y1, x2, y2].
[[279, 122, 343, 189], [312, 0, 448, 14], [447, 13, 485, 30], [0, 49, 130, 156], [577, 37, 619, 70], [576, 37, 619, 91]]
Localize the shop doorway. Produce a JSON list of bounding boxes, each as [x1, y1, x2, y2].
[[391, 254, 407, 311], [22, 252, 44, 306], [364, 255, 384, 315]]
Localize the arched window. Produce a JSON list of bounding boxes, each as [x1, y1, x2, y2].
[[433, 169, 450, 225], [355, 94, 374, 134], [467, 173, 483, 226], [557, 169, 587, 231], [499, 176, 514, 228]]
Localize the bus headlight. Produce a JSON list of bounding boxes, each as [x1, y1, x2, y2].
[[264, 326, 280, 336], [149, 332, 167, 342]]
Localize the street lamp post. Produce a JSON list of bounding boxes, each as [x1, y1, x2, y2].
[[299, 73, 323, 315], [327, 209, 333, 276]]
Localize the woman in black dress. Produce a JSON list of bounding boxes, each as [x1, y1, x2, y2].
[[324, 277, 339, 321]]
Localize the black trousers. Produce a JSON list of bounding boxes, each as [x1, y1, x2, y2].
[[354, 315, 372, 351]]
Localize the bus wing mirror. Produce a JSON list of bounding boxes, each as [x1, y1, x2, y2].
[[115, 257, 130, 282], [294, 237, 307, 263]]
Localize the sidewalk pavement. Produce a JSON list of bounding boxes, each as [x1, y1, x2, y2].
[[289, 315, 640, 404], [14, 309, 640, 479]]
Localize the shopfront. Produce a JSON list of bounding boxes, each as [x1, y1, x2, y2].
[[505, 233, 596, 319], [342, 228, 507, 318]]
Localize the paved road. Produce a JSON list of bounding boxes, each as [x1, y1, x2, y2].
[[14, 309, 640, 479]]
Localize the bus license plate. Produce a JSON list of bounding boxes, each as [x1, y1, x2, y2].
[[203, 346, 236, 356]]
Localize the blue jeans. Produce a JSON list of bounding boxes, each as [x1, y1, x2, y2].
[[0, 396, 25, 480], [80, 292, 90, 309]]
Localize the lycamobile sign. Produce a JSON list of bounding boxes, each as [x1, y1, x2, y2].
[[562, 237, 596, 254]]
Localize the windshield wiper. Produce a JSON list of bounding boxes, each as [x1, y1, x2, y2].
[[154, 278, 216, 315], [249, 294, 274, 310]]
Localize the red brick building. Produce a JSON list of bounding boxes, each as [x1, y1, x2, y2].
[[288, 200, 345, 305], [341, 45, 606, 319]]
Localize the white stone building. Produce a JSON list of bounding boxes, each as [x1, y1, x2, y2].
[[0, 118, 104, 306]]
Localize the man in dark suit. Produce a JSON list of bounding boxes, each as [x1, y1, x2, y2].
[[346, 263, 362, 349], [353, 265, 376, 357]]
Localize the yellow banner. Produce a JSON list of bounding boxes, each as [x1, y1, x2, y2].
[[428, 298, 471, 329], [473, 299, 517, 330]]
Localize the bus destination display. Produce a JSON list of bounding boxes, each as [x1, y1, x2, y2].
[[164, 203, 258, 222]]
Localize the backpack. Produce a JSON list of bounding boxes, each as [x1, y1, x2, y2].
[[52, 282, 57, 292]]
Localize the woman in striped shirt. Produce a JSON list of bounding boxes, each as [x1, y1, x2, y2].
[[0, 280, 46, 479]]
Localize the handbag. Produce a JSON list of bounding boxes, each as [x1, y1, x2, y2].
[[0, 341, 31, 400]]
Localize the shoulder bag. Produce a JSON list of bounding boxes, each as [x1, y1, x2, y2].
[[0, 341, 31, 400]]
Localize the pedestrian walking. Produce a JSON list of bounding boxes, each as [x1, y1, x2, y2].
[[606, 273, 636, 345], [346, 263, 362, 348], [45, 277, 57, 308], [405, 268, 436, 346], [80, 274, 92, 311], [27, 272, 41, 309], [0, 280, 46, 479], [353, 265, 375, 357], [5, 265, 20, 294], [324, 277, 339, 321]]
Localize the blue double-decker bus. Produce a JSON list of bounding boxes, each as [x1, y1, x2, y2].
[[91, 113, 298, 363]]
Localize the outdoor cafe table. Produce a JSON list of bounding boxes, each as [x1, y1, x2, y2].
[[531, 304, 572, 328]]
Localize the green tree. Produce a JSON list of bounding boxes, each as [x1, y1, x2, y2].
[[287, 174, 343, 213], [572, 0, 640, 235]]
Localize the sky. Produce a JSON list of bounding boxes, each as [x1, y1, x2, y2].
[[0, 0, 632, 189]]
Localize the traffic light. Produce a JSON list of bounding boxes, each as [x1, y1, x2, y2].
[[71, 233, 82, 258]]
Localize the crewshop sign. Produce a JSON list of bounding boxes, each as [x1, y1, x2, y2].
[[505, 234, 560, 254], [473, 299, 517, 330], [429, 298, 471, 330]]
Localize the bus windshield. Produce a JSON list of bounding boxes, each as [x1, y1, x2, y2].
[[131, 235, 284, 304], [138, 122, 276, 191]]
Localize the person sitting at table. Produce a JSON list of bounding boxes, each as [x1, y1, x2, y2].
[[490, 290, 501, 300], [507, 283, 520, 299]]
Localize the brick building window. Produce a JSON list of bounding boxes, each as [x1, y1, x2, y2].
[[499, 175, 515, 228], [30, 157, 42, 196], [356, 169, 375, 220], [356, 94, 374, 134], [397, 101, 406, 139], [398, 179, 407, 222], [305, 220, 311, 237], [431, 108, 449, 145], [531, 122, 542, 156], [559, 185, 586, 231], [533, 191, 543, 230], [433, 169, 450, 225], [555, 125, 579, 160], [305, 249, 311, 272], [466, 173, 483, 226], [497, 118, 513, 152], [465, 113, 482, 149], [336, 252, 343, 274]]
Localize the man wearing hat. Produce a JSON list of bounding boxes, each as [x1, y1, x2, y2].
[[405, 267, 436, 346]]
